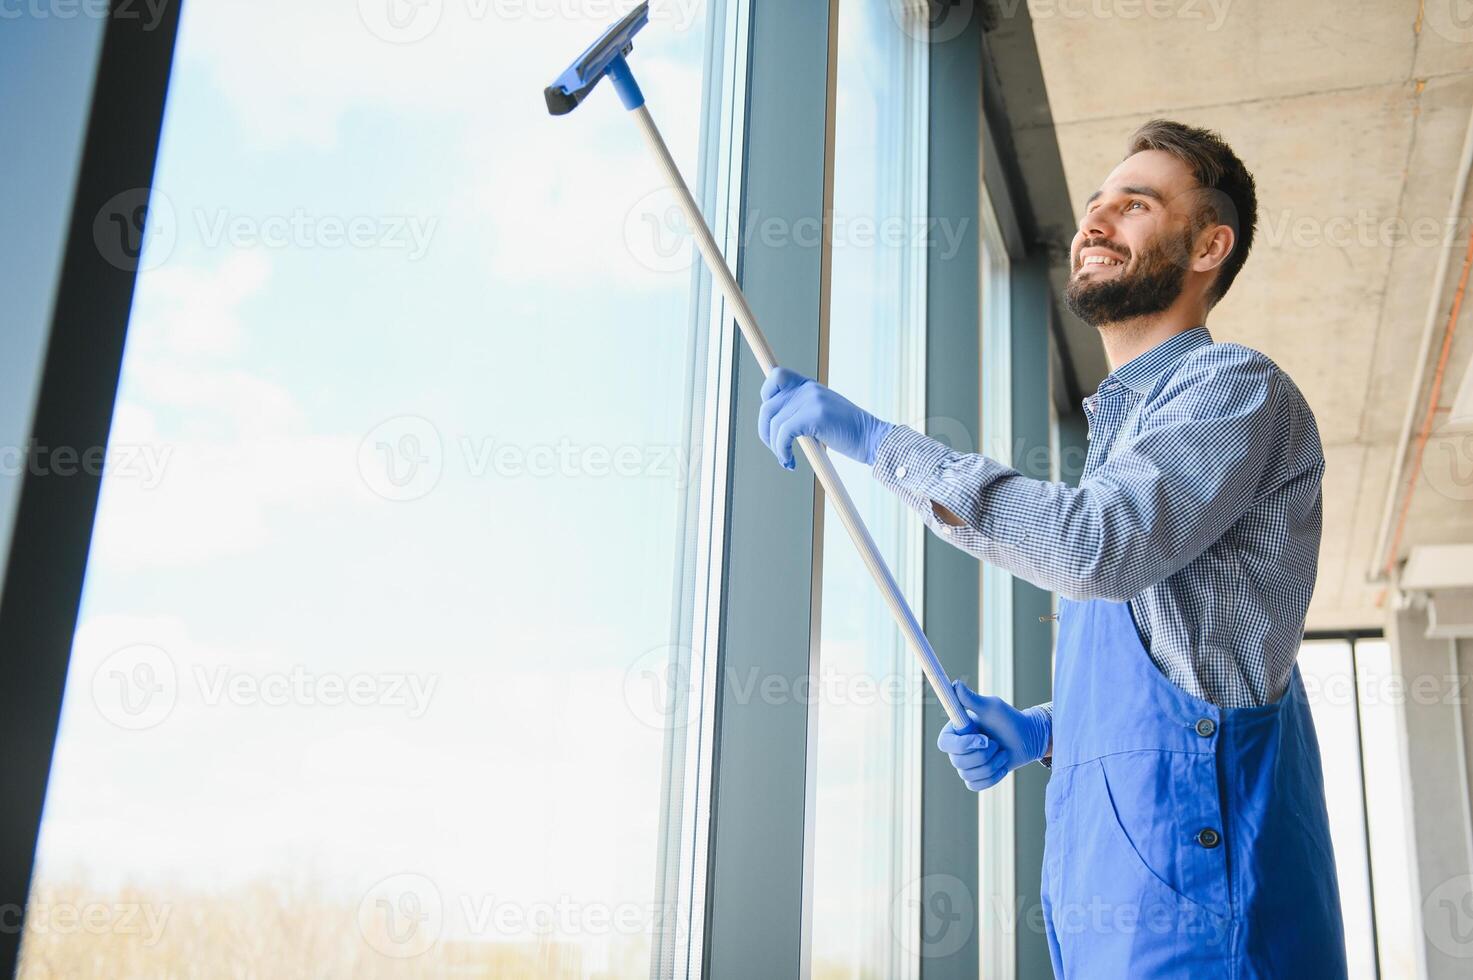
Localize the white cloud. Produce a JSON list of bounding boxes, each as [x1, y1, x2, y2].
[[175, 0, 710, 150], [89, 251, 369, 572], [170, 0, 715, 293], [127, 250, 271, 358], [87, 429, 362, 572]]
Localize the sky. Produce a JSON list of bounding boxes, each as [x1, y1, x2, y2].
[[35, 0, 717, 969]]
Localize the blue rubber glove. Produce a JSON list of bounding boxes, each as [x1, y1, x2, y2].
[[757, 367, 894, 469], [936, 680, 1051, 792]]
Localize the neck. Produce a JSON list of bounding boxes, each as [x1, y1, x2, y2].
[[1097, 304, 1206, 371]]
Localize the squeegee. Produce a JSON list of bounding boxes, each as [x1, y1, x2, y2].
[[545, 3, 978, 733]]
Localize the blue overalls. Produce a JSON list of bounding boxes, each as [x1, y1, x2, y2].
[[1039, 596, 1348, 976]]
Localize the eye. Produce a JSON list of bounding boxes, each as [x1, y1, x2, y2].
[[1126, 199, 1147, 211]]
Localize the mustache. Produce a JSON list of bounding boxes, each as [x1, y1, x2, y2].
[[1075, 238, 1131, 263]]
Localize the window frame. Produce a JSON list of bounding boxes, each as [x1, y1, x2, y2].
[[691, 2, 840, 977], [0, 10, 183, 977], [1301, 629, 1390, 979]]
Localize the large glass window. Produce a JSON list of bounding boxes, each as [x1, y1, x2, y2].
[[976, 184, 1014, 978], [1300, 635, 1417, 979], [1352, 638, 1417, 979], [808, 5, 929, 976], [21, 2, 730, 976], [1300, 639, 1377, 976]]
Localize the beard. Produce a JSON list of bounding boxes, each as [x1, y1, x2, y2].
[[1064, 229, 1192, 327]]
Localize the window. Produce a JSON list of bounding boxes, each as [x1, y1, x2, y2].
[[22, 3, 731, 976], [976, 185, 1015, 975], [1300, 635, 1418, 979], [808, 4, 929, 975]]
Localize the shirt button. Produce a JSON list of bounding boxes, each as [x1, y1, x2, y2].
[[894, 465, 907, 479], [1196, 828, 1221, 849], [1195, 718, 1216, 737]]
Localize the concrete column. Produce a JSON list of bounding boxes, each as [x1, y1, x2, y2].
[[1388, 603, 1473, 978]]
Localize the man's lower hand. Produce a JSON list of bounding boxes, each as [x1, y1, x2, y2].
[[936, 680, 1051, 792]]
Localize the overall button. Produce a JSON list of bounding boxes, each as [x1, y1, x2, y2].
[[1194, 717, 1216, 737], [1196, 828, 1221, 849]]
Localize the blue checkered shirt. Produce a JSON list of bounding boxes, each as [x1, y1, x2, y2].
[[872, 326, 1324, 710]]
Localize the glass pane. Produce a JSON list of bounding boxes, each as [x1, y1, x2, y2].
[[809, 5, 928, 977], [21, 3, 724, 977], [1300, 640, 1376, 978], [1355, 638, 1418, 978], [977, 186, 1014, 980]]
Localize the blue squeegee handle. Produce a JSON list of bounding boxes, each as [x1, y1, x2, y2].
[[626, 101, 978, 735], [607, 55, 645, 111]]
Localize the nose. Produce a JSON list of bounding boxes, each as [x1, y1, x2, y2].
[[1079, 206, 1113, 241]]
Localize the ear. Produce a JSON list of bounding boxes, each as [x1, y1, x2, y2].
[[1192, 223, 1234, 275]]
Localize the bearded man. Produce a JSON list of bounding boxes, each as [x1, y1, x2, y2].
[[756, 119, 1345, 977]]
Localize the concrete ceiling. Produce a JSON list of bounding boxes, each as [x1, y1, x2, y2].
[[997, 0, 1473, 630]]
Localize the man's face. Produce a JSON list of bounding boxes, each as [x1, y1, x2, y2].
[[1064, 149, 1204, 327]]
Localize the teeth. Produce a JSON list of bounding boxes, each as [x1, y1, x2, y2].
[[1082, 255, 1123, 267]]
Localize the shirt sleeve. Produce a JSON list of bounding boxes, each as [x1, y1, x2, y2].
[[870, 345, 1303, 603]]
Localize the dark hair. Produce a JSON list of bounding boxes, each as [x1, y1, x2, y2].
[[1125, 119, 1257, 306]]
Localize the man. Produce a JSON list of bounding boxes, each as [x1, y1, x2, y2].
[[757, 120, 1345, 975]]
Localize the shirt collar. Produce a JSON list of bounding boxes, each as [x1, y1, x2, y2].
[[1103, 325, 1214, 396]]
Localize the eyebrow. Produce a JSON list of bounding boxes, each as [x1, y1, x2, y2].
[[1084, 184, 1166, 208]]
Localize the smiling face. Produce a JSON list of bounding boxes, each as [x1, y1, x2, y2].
[[1064, 148, 1228, 328]]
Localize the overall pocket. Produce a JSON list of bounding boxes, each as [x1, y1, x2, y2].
[[1095, 750, 1231, 920], [1047, 760, 1233, 973]]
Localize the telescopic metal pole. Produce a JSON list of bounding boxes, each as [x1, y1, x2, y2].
[[627, 103, 975, 733]]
